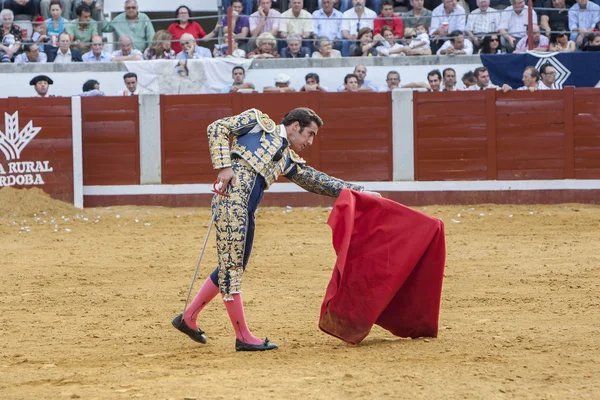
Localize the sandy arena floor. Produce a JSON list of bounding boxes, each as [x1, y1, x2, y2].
[[0, 188, 599, 400]]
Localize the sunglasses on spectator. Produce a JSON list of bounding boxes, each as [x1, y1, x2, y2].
[[126, 6, 137, 9], [406, 35, 416, 39], [490, 38, 499, 42]]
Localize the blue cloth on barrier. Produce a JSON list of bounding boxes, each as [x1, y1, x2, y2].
[[481, 53, 600, 89]]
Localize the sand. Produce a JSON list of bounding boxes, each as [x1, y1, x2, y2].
[[1, 188, 599, 399]]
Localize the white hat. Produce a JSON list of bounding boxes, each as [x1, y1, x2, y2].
[[274, 73, 291, 84]]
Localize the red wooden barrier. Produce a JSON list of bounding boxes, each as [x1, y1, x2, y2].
[[414, 88, 600, 181], [0, 97, 74, 202], [81, 96, 140, 185], [160, 92, 393, 184]]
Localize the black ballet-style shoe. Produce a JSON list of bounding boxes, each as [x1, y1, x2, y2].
[[171, 314, 207, 344], [235, 337, 278, 352]]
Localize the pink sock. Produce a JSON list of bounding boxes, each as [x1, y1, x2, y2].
[[183, 278, 220, 331], [223, 293, 262, 345]]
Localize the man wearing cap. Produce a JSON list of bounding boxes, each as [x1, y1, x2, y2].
[[172, 107, 381, 352], [263, 73, 297, 92], [14, 43, 48, 63], [30, 75, 54, 97]]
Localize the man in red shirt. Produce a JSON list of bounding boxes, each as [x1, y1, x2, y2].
[[374, 0, 404, 39]]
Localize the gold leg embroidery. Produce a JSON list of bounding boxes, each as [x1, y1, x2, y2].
[[213, 158, 258, 301]]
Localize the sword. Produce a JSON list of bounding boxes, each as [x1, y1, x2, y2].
[[181, 181, 230, 316]]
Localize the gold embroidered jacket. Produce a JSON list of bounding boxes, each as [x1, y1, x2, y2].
[[207, 108, 364, 196]]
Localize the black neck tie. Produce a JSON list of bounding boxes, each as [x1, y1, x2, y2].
[[273, 137, 288, 162]]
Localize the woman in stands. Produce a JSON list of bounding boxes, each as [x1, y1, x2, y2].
[[549, 32, 576, 52], [350, 27, 379, 57], [246, 32, 279, 59], [311, 36, 341, 58], [46, 0, 68, 39], [0, 9, 23, 63], [376, 25, 406, 56], [144, 30, 177, 59], [479, 34, 505, 54], [168, 5, 207, 54]]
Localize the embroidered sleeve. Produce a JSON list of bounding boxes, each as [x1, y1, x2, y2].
[[285, 164, 364, 198], [207, 108, 276, 169]]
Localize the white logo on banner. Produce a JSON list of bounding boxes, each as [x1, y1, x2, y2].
[[529, 52, 571, 89], [0, 111, 53, 187]]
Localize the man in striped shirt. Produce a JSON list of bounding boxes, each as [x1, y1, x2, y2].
[[466, 0, 501, 49]]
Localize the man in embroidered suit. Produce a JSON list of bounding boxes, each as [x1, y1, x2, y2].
[[173, 107, 380, 352]]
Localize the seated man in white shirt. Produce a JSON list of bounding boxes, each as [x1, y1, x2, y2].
[[340, 0, 377, 56], [176, 33, 212, 59], [436, 30, 474, 55], [46, 32, 83, 62], [465, 0, 501, 49], [14, 43, 48, 63], [498, 0, 538, 51], [112, 35, 143, 61], [118, 72, 142, 96], [82, 34, 113, 62]]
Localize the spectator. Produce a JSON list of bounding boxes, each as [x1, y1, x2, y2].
[[15, 42, 48, 62], [462, 70, 476, 88], [32, 16, 49, 51], [144, 30, 176, 59], [429, 0, 466, 38], [376, 25, 407, 55], [342, 73, 360, 91], [349, 26, 379, 56], [312, 0, 343, 49], [213, 39, 247, 57], [45, 0, 68, 38], [222, 0, 250, 49], [118, 72, 141, 96], [568, 0, 600, 46], [374, 0, 404, 38], [582, 32, 600, 50], [540, 0, 569, 38], [279, 0, 314, 40], [514, 24, 549, 52], [280, 34, 311, 57], [300, 72, 328, 91], [3, 0, 40, 21], [466, 66, 499, 90], [341, 0, 377, 56], [404, 24, 432, 55], [427, 69, 442, 91], [66, 4, 97, 53], [247, 32, 280, 58], [0, 9, 24, 63], [337, 64, 378, 91], [82, 33, 112, 61], [312, 35, 342, 56], [167, 5, 208, 54], [249, 0, 281, 40], [80, 79, 105, 96], [221, 66, 255, 93], [503, 66, 540, 91], [442, 67, 457, 90], [30, 75, 53, 97], [465, 0, 501, 49], [437, 30, 473, 54], [538, 63, 557, 89], [73, 0, 104, 21], [479, 33, 505, 53], [316, 0, 352, 11], [263, 72, 297, 92], [176, 33, 212, 59], [102, 0, 155, 52], [499, 0, 538, 51], [379, 70, 401, 91], [47, 31, 83, 61], [40, 0, 71, 19], [112, 35, 143, 60], [549, 31, 576, 51], [222, 0, 254, 16], [402, 0, 432, 29]]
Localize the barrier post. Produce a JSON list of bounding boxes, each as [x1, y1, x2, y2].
[[227, 6, 233, 56]]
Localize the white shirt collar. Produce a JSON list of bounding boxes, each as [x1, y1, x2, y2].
[[278, 124, 287, 139]]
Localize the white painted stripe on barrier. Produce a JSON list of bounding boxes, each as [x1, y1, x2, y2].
[[83, 180, 600, 196], [139, 94, 162, 184], [71, 96, 84, 209]]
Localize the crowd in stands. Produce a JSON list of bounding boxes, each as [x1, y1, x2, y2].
[[1, 0, 599, 64]]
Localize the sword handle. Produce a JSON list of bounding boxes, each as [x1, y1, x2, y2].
[[212, 180, 230, 197]]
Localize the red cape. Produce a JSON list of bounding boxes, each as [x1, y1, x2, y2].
[[319, 190, 446, 344]]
